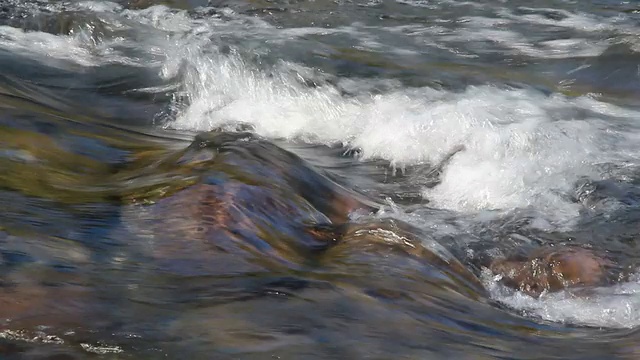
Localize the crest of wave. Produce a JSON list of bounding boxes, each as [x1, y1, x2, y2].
[[161, 22, 638, 228]]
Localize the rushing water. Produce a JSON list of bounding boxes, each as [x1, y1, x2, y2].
[[2, 0, 640, 358]]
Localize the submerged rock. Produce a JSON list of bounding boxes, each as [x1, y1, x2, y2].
[[123, 130, 486, 299], [129, 130, 636, 300], [123, 131, 377, 274], [122, 129, 640, 308], [488, 246, 623, 297], [307, 219, 487, 298]]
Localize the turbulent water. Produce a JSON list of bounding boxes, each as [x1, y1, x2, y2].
[[2, 0, 640, 358]]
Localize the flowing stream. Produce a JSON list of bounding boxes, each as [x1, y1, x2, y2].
[[2, 0, 640, 358]]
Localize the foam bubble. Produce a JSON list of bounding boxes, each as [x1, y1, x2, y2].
[[484, 271, 640, 329]]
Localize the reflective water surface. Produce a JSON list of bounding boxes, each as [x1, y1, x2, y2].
[[2, 0, 640, 358]]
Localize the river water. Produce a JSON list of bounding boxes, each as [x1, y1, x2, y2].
[[2, 0, 640, 358]]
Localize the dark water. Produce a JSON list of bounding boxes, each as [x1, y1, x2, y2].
[[2, 0, 640, 358]]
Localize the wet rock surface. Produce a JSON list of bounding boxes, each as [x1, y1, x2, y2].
[[488, 246, 619, 297], [133, 131, 627, 300], [125, 131, 485, 293]]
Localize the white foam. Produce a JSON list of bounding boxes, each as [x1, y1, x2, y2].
[[0, 18, 153, 68], [166, 41, 640, 225], [0, 26, 100, 67], [499, 7, 620, 33], [447, 16, 608, 58], [380, 7, 636, 59], [395, 0, 482, 8], [80, 343, 124, 354], [484, 270, 640, 328], [74, 1, 123, 13], [0, 3, 212, 68], [0, 330, 64, 344], [395, 0, 438, 9]]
